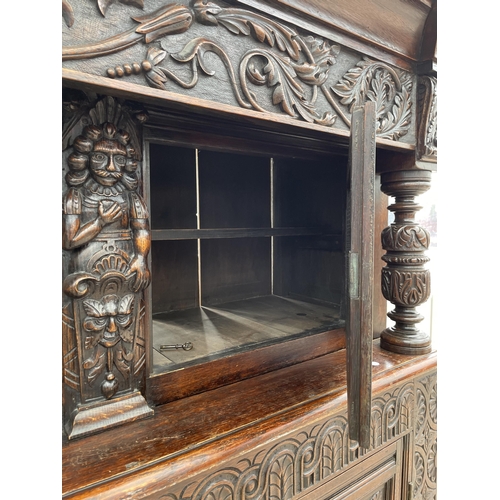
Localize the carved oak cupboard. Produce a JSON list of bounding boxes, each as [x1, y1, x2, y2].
[[61, 1, 437, 498]]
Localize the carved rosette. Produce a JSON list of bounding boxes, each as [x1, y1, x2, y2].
[[158, 382, 413, 499], [380, 170, 432, 355], [62, 94, 153, 439], [413, 372, 437, 500]]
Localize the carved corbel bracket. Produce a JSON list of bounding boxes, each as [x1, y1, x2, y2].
[[380, 170, 432, 355], [417, 75, 437, 163]]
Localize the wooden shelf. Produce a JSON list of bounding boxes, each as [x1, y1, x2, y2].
[[151, 227, 341, 241]]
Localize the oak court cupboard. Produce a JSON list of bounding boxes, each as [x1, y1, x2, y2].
[[61, 1, 437, 498]]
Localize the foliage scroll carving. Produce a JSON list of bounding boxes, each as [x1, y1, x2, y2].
[[62, 0, 414, 138]]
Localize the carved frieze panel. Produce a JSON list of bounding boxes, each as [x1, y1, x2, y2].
[[62, 93, 153, 439], [62, 0, 416, 144], [155, 382, 413, 500]]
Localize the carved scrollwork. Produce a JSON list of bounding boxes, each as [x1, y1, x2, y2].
[[62, 1, 75, 27], [62, 4, 194, 61], [62, 1, 413, 138]]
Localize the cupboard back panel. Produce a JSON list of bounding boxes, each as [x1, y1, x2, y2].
[[149, 144, 197, 230], [274, 236, 344, 307], [273, 158, 347, 230], [151, 240, 199, 314], [198, 150, 271, 229], [201, 238, 271, 306]]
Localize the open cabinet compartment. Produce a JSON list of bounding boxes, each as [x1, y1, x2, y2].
[[147, 143, 348, 375]]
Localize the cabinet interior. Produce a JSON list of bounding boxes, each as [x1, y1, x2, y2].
[[147, 143, 348, 373]]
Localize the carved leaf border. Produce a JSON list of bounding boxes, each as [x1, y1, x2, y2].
[[159, 382, 414, 500], [63, 0, 413, 139]]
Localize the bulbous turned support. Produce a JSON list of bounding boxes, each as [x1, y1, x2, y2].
[[380, 170, 432, 355]]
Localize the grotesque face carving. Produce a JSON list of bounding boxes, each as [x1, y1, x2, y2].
[[83, 294, 134, 346]]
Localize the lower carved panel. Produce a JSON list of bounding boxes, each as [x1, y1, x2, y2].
[[159, 382, 414, 500], [413, 371, 437, 500]]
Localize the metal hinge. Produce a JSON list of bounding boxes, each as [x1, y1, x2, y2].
[[407, 482, 414, 500], [348, 251, 359, 299]]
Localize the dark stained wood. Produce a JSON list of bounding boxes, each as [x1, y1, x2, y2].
[[62, 70, 416, 155], [373, 173, 388, 336], [346, 102, 376, 449], [62, 341, 436, 498], [62, 1, 437, 497], [379, 169, 433, 354], [201, 237, 272, 305], [148, 143, 197, 230], [150, 239, 199, 313], [149, 327, 346, 405], [151, 227, 341, 240], [62, 95, 153, 439], [237, 0, 435, 69], [198, 150, 271, 229]]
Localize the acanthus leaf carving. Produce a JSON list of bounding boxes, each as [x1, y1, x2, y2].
[[331, 57, 413, 140], [62, 0, 413, 140], [193, 0, 302, 61]]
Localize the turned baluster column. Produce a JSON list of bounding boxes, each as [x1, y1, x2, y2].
[[380, 169, 432, 355]]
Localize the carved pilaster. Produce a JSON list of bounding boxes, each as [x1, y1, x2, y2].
[[413, 371, 437, 500], [62, 93, 153, 439], [380, 170, 432, 355]]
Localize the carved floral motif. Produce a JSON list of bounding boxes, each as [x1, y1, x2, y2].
[[331, 57, 413, 140]]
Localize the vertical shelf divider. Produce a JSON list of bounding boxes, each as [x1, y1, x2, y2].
[[196, 149, 202, 308]]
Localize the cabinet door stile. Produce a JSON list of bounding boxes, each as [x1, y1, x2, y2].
[[346, 102, 376, 449]]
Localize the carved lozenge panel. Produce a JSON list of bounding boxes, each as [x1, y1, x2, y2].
[[62, 0, 416, 144]]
